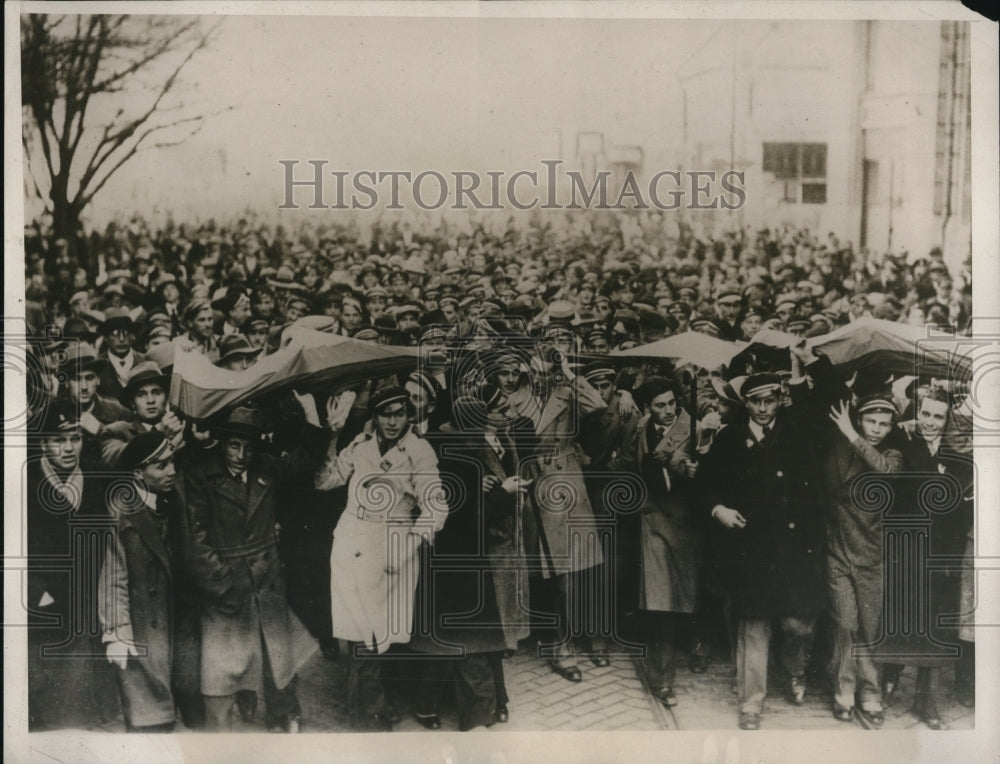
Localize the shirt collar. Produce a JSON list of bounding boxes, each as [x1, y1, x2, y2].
[[135, 484, 158, 510], [747, 419, 771, 441], [228, 468, 247, 483]]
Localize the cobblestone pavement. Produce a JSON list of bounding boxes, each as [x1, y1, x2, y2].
[[284, 642, 973, 733], [91, 640, 973, 733]]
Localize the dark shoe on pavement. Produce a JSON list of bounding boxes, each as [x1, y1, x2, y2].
[[914, 700, 947, 730], [857, 706, 884, 727], [495, 705, 509, 724], [882, 665, 903, 703], [415, 713, 442, 730], [738, 712, 761, 730], [832, 703, 853, 722], [590, 650, 611, 668], [789, 675, 807, 706], [653, 687, 678, 707], [552, 664, 583, 682]]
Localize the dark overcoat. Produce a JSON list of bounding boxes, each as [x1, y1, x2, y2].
[[410, 431, 530, 655], [700, 397, 827, 620], [26, 456, 120, 730], [179, 448, 317, 696], [99, 483, 180, 727]]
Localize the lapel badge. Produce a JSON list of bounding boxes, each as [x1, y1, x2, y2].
[[745, 438, 756, 449], [380, 458, 393, 472]]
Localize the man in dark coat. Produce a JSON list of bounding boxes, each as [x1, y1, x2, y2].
[[98, 430, 184, 731], [578, 361, 641, 658], [409, 386, 532, 730], [27, 401, 119, 730], [632, 376, 703, 709], [179, 405, 320, 732], [700, 347, 830, 730]]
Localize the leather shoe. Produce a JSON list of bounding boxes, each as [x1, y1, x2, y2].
[[495, 705, 509, 724], [590, 650, 610, 668], [882, 665, 902, 703], [738, 712, 760, 730], [914, 702, 947, 730], [653, 687, 678, 707], [788, 675, 807, 705], [857, 706, 884, 727], [832, 704, 853, 722], [415, 713, 442, 730], [365, 713, 393, 732], [552, 664, 583, 682]]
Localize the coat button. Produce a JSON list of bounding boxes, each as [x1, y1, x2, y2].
[[151, 620, 159, 629], [355, 552, 361, 557], [149, 589, 158, 597]]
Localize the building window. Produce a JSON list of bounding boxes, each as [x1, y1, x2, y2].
[[762, 142, 827, 204]]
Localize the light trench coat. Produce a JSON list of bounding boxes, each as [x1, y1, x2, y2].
[[316, 428, 448, 653]]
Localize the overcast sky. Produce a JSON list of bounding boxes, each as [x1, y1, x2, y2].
[[26, 14, 729, 227]]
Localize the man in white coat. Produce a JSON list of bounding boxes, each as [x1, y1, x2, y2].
[[315, 386, 449, 730]]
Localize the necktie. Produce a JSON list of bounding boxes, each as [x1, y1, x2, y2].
[[761, 424, 772, 439]]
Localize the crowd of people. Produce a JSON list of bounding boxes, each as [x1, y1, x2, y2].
[[24, 210, 975, 733]]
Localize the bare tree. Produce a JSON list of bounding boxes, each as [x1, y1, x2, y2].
[[21, 14, 225, 260]]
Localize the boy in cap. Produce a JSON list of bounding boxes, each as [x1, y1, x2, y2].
[[99, 430, 185, 731], [824, 388, 904, 727], [27, 401, 119, 730]]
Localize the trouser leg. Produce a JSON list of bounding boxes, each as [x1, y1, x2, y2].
[[488, 652, 509, 707], [828, 554, 860, 709], [643, 612, 676, 691], [203, 694, 236, 730], [956, 640, 975, 692], [854, 565, 884, 710], [777, 615, 815, 681], [550, 573, 577, 668], [347, 642, 387, 722], [454, 654, 496, 731], [413, 658, 451, 717], [261, 636, 301, 728], [737, 618, 771, 715]]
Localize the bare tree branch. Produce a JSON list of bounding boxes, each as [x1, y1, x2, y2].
[[20, 13, 225, 244]]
